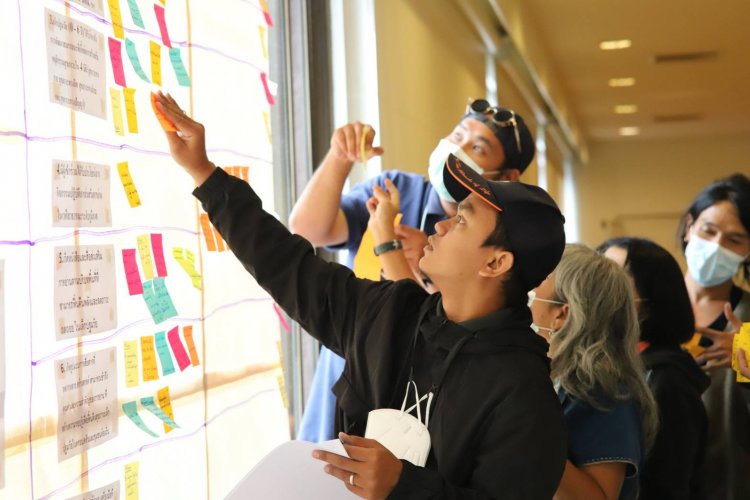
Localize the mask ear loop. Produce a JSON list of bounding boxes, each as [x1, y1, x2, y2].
[[401, 380, 425, 424]]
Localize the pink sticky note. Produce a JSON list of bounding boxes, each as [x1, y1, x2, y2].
[[260, 72, 275, 106], [167, 326, 191, 371], [122, 249, 144, 295], [273, 303, 291, 333], [109, 37, 127, 87], [154, 4, 172, 48], [151, 233, 168, 277]]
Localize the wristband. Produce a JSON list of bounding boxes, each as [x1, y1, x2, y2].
[[373, 240, 403, 256]]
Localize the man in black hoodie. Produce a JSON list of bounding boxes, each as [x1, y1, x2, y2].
[[153, 92, 567, 499]]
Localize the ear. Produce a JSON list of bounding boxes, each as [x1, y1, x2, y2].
[[551, 304, 569, 331], [683, 214, 694, 242], [499, 169, 521, 181], [479, 249, 514, 279]]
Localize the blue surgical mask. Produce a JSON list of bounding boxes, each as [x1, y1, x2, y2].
[[427, 139, 484, 202], [685, 235, 747, 288]]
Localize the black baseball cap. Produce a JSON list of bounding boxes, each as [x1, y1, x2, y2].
[[462, 99, 535, 173], [443, 153, 565, 290]]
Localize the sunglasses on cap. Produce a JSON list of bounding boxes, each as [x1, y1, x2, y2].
[[466, 99, 522, 154]]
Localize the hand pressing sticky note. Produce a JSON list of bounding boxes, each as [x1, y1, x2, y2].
[[732, 323, 750, 382], [150, 92, 176, 132]]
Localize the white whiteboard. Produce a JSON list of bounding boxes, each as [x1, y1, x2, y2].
[[0, 0, 289, 498]]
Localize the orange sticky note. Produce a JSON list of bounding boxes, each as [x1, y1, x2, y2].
[[183, 325, 200, 366], [140, 336, 159, 381], [683, 332, 706, 360], [199, 213, 217, 251], [157, 386, 175, 433], [150, 92, 176, 132], [149, 40, 161, 86]]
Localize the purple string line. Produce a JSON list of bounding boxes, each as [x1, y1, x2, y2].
[[0, 130, 273, 165], [53, 0, 266, 72], [32, 296, 273, 365], [0, 225, 199, 247], [15, 0, 36, 494], [38, 387, 277, 500]]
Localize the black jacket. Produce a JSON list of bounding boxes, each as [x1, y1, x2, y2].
[[194, 168, 566, 499], [639, 347, 710, 500]]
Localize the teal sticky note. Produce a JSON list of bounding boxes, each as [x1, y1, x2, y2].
[[153, 277, 178, 323], [168, 48, 192, 87], [126, 0, 145, 28], [125, 38, 151, 83], [154, 331, 175, 375], [142, 280, 162, 323], [122, 401, 159, 438], [141, 396, 180, 428]]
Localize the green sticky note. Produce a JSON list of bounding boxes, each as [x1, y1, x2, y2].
[[125, 38, 151, 83], [122, 401, 159, 438], [141, 396, 180, 428], [154, 331, 176, 375], [126, 0, 145, 28], [168, 48, 191, 87]]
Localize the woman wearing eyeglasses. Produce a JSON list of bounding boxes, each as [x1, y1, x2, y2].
[[598, 237, 710, 500], [528, 244, 657, 500], [678, 173, 750, 500]]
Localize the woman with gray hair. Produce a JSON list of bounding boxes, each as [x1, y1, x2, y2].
[[529, 244, 657, 500]]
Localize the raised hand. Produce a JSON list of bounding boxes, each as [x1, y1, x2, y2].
[[329, 122, 384, 164]]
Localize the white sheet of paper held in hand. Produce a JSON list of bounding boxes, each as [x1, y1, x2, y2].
[[225, 439, 357, 499]]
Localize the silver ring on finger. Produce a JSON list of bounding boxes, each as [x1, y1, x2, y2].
[[349, 473, 356, 486]]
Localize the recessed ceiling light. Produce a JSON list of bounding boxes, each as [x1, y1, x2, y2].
[[619, 126, 640, 136], [614, 104, 638, 114], [609, 77, 636, 87], [600, 39, 632, 50]]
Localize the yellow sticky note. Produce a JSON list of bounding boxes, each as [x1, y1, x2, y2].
[[157, 386, 175, 433], [125, 461, 139, 500], [277, 372, 289, 409], [110, 87, 125, 136], [353, 213, 403, 280], [124, 340, 139, 387], [107, 0, 125, 39], [262, 111, 272, 144], [258, 25, 268, 59], [137, 234, 155, 280], [117, 161, 141, 208], [173, 247, 203, 290], [683, 332, 706, 360], [140, 336, 159, 382], [732, 323, 750, 383], [150, 41, 161, 86], [360, 125, 370, 166], [123, 87, 138, 133]]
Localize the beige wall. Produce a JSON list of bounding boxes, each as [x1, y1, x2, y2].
[[576, 135, 750, 265], [374, 0, 485, 174]]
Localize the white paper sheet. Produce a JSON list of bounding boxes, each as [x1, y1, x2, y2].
[[66, 480, 120, 500], [52, 160, 112, 227], [225, 439, 358, 500]]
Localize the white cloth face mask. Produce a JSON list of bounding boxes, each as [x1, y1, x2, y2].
[[364, 380, 432, 467], [685, 234, 747, 288], [527, 291, 565, 336], [427, 139, 484, 202]]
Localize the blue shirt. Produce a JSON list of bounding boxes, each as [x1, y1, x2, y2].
[[558, 386, 643, 500], [297, 171, 447, 442]]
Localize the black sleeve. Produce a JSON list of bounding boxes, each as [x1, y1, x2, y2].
[[389, 384, 566, 499], [193, 167, 388, 356], [639, 377, 705, 500]]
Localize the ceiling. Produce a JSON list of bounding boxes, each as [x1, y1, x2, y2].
[[518, 0, 750, 141]]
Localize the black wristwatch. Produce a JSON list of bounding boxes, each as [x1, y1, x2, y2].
[[373, 240, 403, 256]]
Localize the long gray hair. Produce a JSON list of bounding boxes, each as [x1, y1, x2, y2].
[[550, 244, 658, 448]]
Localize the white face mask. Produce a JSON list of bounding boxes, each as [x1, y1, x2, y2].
[[364, 380, 432, 467], [427, 139, 484, 202], [685, 234, 747, 288], [527, 291, 565, 336]]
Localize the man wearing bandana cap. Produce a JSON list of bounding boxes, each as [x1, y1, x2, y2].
[[290, 100, 539, 444]]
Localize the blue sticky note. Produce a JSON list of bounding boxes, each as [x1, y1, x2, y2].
[[125, 38, 151, 83], [126, 0, 145, 28], [154, 331, 175, 375], [122, 401, 159, 438], [141, 396, 180, 428], [168, 48, 192, 87]]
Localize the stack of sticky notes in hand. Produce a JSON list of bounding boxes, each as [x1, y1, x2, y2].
[[731, 323, 750, 382]]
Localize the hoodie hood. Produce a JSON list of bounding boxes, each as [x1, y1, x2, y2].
[[641, 347, 711, 395]]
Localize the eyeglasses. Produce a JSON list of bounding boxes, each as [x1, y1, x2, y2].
[[466, 99, 522, 154]]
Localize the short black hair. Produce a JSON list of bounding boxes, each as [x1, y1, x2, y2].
[[597, 237, 695, 347], [483, 211, 527, 308], [677, 173, 750, 280]]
